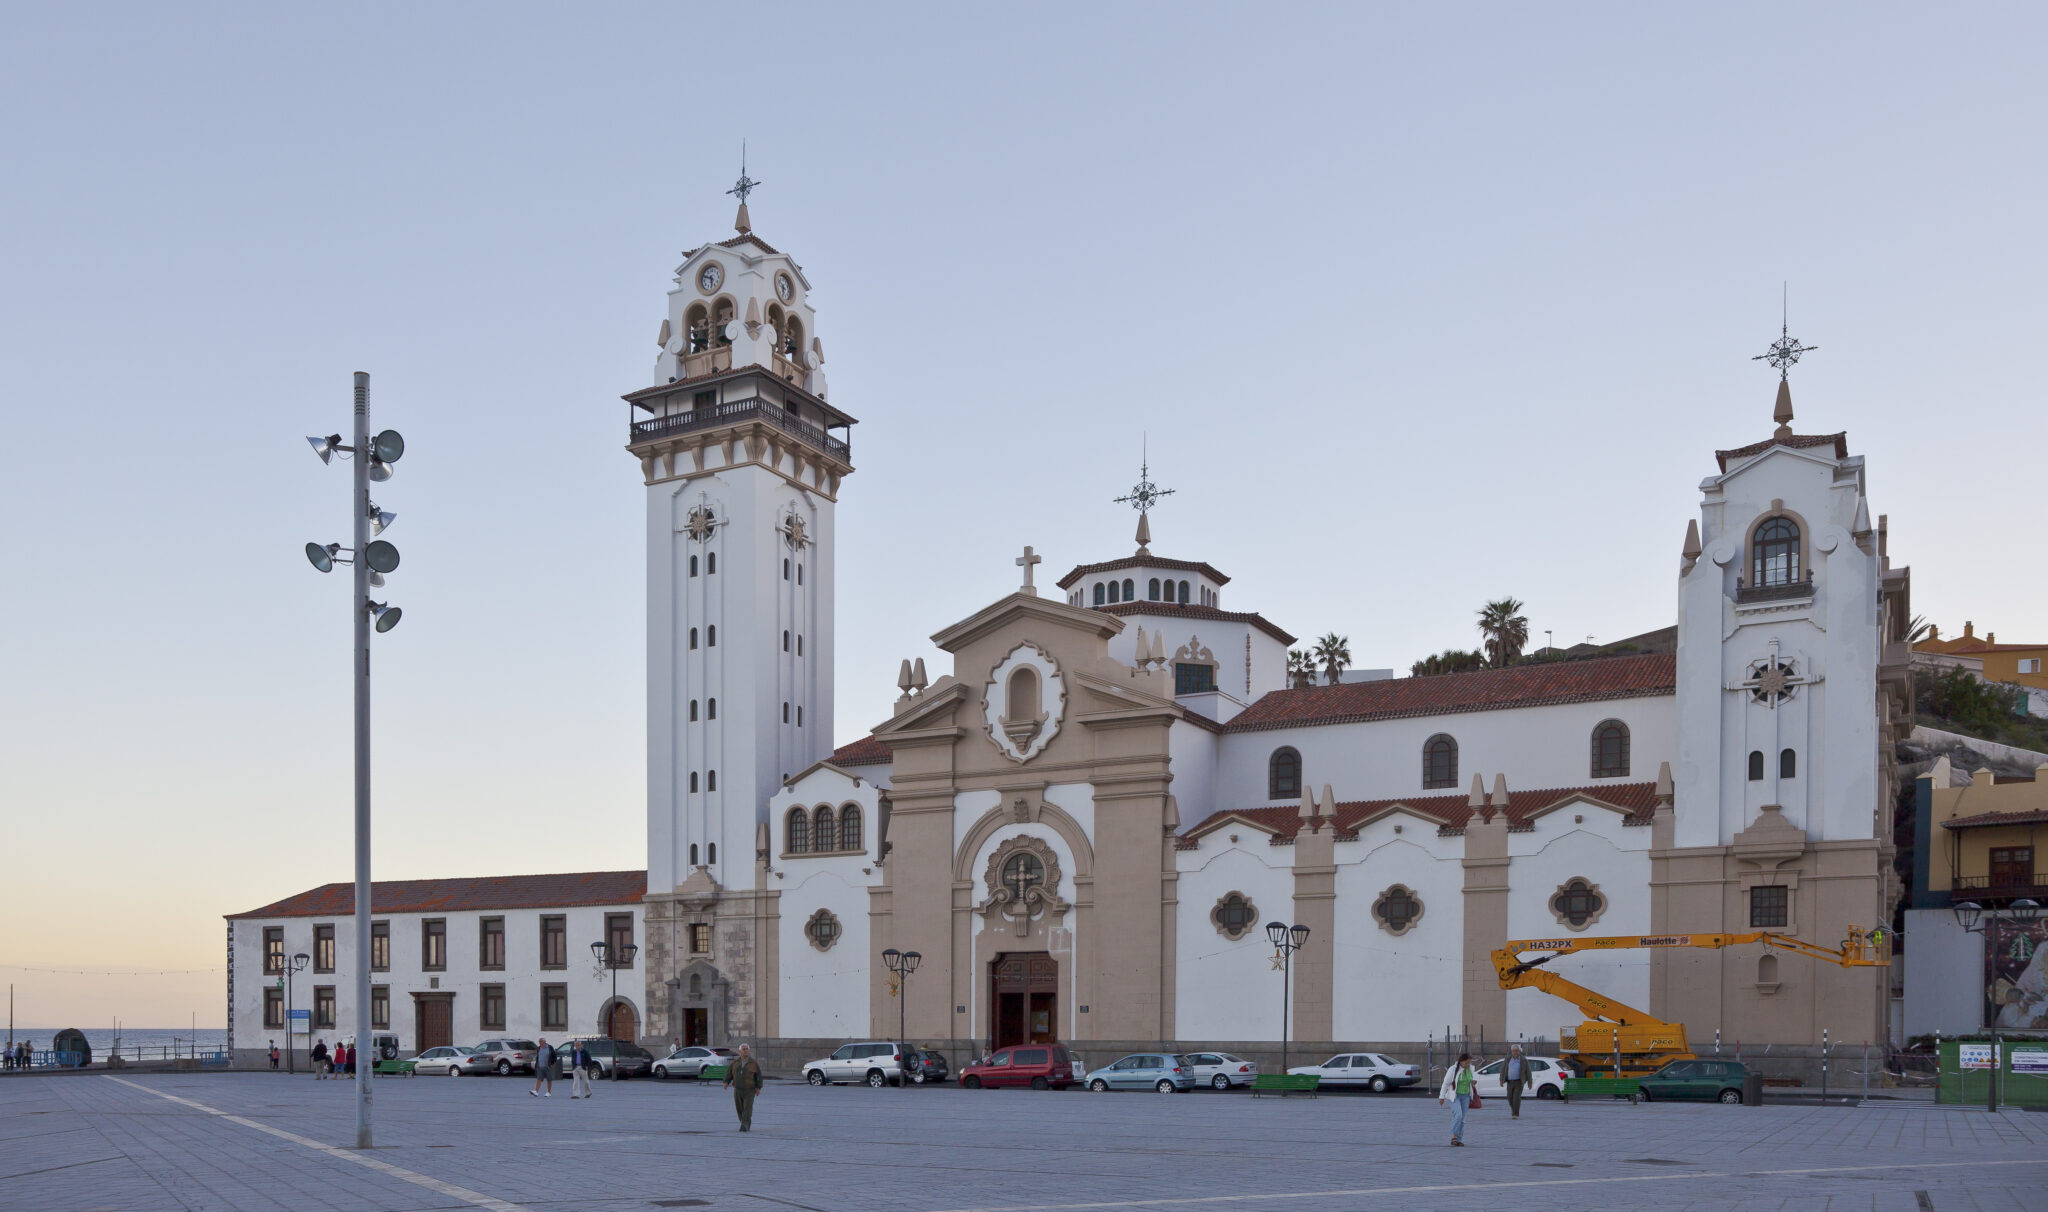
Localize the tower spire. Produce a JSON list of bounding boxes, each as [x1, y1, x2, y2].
[[727, 142, 761, 235], [1114, 436, 1173, 556], [1752, 285, 1816, 439]]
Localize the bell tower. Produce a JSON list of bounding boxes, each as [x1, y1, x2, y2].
[[625, 174, 856, 1041]]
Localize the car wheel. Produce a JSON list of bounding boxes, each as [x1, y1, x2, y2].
[[1212, 1074, 1231, 1090], [1155, 1080, 1176, 1094], [446, 1068, 459, 1078], [1719, 1088, 1742, 1104], [1639, 1088, 1652, 1102], [497, 1061, 511, 1076], [865, 1069, 888, 1088], [911, 1070, 926, 1084], [1031, 1076, 1049, 1091], [964, 1075, 982, 1089], [806, 1069, 825, 1087], [1537, 1084, 1561, 1100], [1090, 1079, 1109, 1093], [1369, 1075, 1389, 1093]]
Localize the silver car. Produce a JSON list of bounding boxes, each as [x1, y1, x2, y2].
[[803, 1041, 910, 1087], [1180, 1052, 1259, 1090], [411, 1045, 476, 1076], [653, 1045, 735, 1079]]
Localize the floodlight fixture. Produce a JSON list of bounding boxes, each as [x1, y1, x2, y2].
[[367, 600, 402, 633], [369, 505, 396, 536], [371, 430, 405, 463], [367, 571, 385, 588], [363, 540, 401, 574], [305, 542, 337, 573], [367, 458, 393, 482], [306, 434, 343, 464]]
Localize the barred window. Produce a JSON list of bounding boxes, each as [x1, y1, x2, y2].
[[1753, 517, 1800, 587], [840, 806, 863, 850], [787, 808, 809, 853], [814, 806, 837, 852], [1269, 747, 1302, 799], [1749, 885, 1789, 929], [1423, 734, 1459, 790], [1591, 720, 1630, 778]]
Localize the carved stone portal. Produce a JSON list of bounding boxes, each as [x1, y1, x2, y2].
[[976, 835, 1070, 938]]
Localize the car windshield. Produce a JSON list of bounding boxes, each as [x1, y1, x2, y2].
[[1478, 1060, 1503, 1075], [509, 1040, 537, 1050], [455, 1046, 476, 1054]]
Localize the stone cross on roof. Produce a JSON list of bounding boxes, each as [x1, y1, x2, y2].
[[1016, 545, 1042, 596]]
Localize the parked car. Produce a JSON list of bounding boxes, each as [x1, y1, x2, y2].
[[803, 1041, 911, 1088], [455, 1047, 499, 1076], [560, 1037, 655, 1080], [653, 1045, 735, 1079], [1180, 1052, 1259, 1090], [1471, 1055, 1572, 1100], [1083, 1053, 1192, 1093], [340, 1032, 404, 1063], [472, 1038, 540, 1075], [1637, 1059, 1749, 1103], [1287, 1053, 1421, 1092], [904, 1048, 951, 1084], [410, 1045, 475, 1077], [958, 1044, 1081, 1090]]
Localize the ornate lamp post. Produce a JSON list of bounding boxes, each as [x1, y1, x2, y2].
[[1264, 921, 1311, 1075], [1951, 897, 2043, 1113], [882, 948, 922, 1084], [282, 952, 309, 1074], [591, 939, 640, 1042]]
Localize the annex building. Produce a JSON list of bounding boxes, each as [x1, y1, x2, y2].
[[228, 193, 1914, 1065]]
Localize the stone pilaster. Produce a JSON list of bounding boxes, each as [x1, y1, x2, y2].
[[1291, 786, 1337, 1043], [1461, 776, 1511, 1039]]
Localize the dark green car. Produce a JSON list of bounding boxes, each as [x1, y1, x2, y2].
[[1638, 1059, 1748, 1103]]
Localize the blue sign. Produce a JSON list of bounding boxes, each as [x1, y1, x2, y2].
[[288, 1009, 310, 1021]]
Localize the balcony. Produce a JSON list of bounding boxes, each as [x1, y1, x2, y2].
[[1953, 874, 2048, 902], [1736, 574, 1815, 605], [630, 394, 851, 463]]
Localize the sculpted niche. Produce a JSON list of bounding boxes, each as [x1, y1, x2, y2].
[[976, 835, 1071, 937], [983, 642, 1066, 763]]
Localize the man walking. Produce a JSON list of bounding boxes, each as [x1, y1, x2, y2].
[[723, 1043, 763, 1132], [1503, 1044, 1528, 1119], [570, 1040, 595, 1099], [530, 1038, 555, 1097], [310, 1038, 329, 1079]]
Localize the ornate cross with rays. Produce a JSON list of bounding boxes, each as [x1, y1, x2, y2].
[[727, 143, 761, 206], [1752, 288, 1817, 380], [1114, 441, 1174, 515], [1727, 640, 1820, 709]]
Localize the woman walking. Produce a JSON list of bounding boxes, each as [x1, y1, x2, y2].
[[1438, 1052, 1477, 1146]]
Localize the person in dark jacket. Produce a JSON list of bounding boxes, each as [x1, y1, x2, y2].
[[723, 1043, 763, 1131], [1502, 1044, 1529, 1118], [310, 1039, 329, 1079]]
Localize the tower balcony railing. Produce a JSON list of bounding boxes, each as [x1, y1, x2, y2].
[[630, 395, 850, 462], [1735, 573, 1815, 605]]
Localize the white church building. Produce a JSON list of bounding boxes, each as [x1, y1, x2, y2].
[[228, 190, 1913, 1066]]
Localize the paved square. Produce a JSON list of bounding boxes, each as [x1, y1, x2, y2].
[[3, 1073, 2044, 1212]]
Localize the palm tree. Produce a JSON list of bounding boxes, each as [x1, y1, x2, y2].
[[1905, 614, 1932, 644], [1313, 633, 1352, 686], [1476, 598, 1529, 668], [1411, 648, 1487, 677], [1286, 650, 1318, 690]]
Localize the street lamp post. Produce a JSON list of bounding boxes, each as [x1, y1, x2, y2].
[[882, 947, 922, 1083], [283, 953, 309, 1074], [1951, 897, 2043, 1113], [1264, 921, 1311, 1076], [304, 372, 405, 1149], [592, 940, 641, 1045]]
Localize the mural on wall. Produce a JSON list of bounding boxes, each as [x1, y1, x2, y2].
[[1987, 919, 2048, 1029]]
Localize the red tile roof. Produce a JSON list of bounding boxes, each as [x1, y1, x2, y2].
[[1097, 601, 1297, 646], [1943, 808, 2048, 830], [1056, 555, 1230, 591], [1714, 432, 1848, 472], [1185, 782, 1662, 840], [226, 870, 647, 920], [831, 735, 893, 767], [1222, 652, 1676, 733]]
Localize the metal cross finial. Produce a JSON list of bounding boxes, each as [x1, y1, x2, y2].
[[1113, 438, 1174, 515], [727, 142, 761, 206], [1752, 285, 1817, 381]]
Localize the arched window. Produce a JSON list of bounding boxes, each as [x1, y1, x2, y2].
[[1590, 720, 1630, 778], [1422, 734, 1459, 789], [840, 806, 863, 850], [1551, 878, 1606, 929], [797, 706, 803, 726], [783, 558, 790, 580], [1121, 577, 1134, 601], [1148, 578, 1161, 601], [689, 627, 698, 650], [1268, 747, 1302, 799], [689, 555, 698, 577], [1094, 583, 1106, 606], [1748, 750, 1765, 781], [783, 317, 804, 361], [689, 843, 699, 866], [786, 808, 809, 853], [707, 843, 716, 864], [706, 552, 717, 574], [1108, 580, 1121, 604], [689, 700, 698, 722], [707, 770, 717, 791], [1780, 748, 1797, 779], [783, 629, 790, 652], [1757, 953, 1779, 984], [1753, 517, 1800, 587], [782, 702, 789, 723], [797, 635, 803, 655], [689, 772, 699, 793], [1178, 580, 1190, 605], [707, 698, 717, 720], [684, 302, 711, 352], [1006, 666, 1041, 722], [707, 625, 717, 646], [797, 564, 803, 585], [813, 806, 836, 852]]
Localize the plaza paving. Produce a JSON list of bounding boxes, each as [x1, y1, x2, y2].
[[2, 1071, 2044, 1212]]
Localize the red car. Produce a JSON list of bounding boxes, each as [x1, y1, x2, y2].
[[959, 1043, 1082, 1090]]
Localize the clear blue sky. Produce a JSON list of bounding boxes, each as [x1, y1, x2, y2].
[[3, 3, 2040, 1026]]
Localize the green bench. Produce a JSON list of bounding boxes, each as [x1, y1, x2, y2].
[[372, 1059, 415, 1076], [1251, 1074, 1320, 1097], [1561, 1076, 1639, 1103], [699, 1064, 731, 1082]]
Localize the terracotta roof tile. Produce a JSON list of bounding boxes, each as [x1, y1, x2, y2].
[[226, 870, 646, 920], [1714, 432, 1848, 472], [1223, 652, 1675, 733], [1096, 601, 1297, 646], [831, 735, 893, 767], [1185, 782, 1661, 840], [1056, 556, 1229, 591], [1943, 808, 2048, 830]]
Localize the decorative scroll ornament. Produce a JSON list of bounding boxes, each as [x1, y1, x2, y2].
[[976, 835, 1070, 937]]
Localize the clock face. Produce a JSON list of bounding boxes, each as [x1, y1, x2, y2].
[[775, 272, 794, 302], [697, 263, 723, 294]]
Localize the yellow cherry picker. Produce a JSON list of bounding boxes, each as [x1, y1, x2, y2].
[[1492, 928, 1889, 1078]]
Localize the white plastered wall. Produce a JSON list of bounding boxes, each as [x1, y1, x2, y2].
[[1331, 819, 1467, 1041], [1504, 808, 1652, 1043], [1173, 833, 1296, 1040], [775, 861, 873, 1038]]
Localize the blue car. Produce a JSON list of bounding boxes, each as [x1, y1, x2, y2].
[[1083, 1052, 1192, 1093]]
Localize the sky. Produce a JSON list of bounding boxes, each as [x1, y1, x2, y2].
[[2, 3, 2042, 1029]]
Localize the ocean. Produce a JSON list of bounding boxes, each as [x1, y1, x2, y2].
[[8, 1027, 230, 1057]]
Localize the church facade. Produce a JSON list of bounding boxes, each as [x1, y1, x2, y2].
[[631, 199, 1915, 1062]]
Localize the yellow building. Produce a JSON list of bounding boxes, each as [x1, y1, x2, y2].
[[1917, 621, 2048, 692], [1919, 758, 2047, 900]]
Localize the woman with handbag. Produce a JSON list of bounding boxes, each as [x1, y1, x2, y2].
[[1437, 1053, 1478, 1146]]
